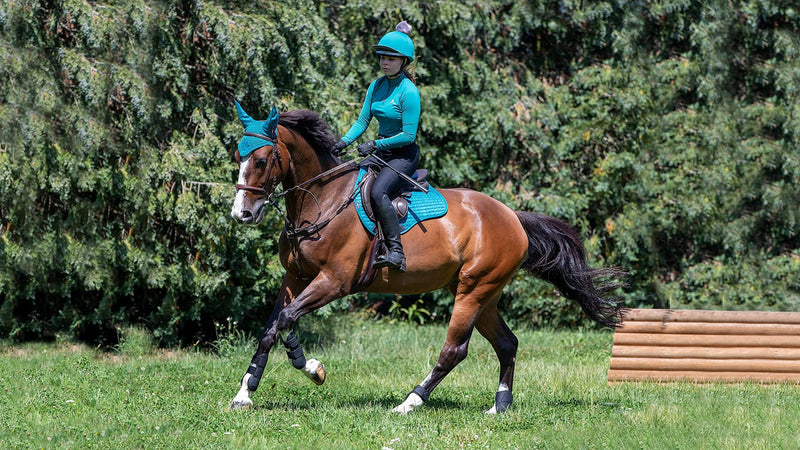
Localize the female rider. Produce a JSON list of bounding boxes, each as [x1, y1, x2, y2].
[[332, 22, 420, 272]]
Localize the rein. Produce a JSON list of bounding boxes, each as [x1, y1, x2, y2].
[[273, 160, 361, 240]]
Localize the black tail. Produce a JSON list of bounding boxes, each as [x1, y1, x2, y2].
[[515, 211, 628, 327]]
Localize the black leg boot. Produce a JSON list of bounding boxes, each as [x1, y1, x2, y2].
[[372, 198, 406, 272]]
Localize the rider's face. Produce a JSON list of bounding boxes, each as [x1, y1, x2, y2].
[[380, 56, 405, 78]]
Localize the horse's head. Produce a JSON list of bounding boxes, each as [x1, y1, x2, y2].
[[230, 101, 289, 224]]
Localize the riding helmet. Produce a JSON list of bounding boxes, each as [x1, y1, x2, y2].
[[373, 21, 415, 62]]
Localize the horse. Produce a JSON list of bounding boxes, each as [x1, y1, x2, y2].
[[228, 102, 626, 414]]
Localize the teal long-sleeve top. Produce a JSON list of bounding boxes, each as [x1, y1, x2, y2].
[[341, 73, 420, 152]]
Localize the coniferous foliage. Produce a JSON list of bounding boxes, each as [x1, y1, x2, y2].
[[1, 1, 798, 343]]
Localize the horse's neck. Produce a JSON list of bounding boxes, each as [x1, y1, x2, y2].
[[281, 134, 352, 223], [278, 128, 321, 186]]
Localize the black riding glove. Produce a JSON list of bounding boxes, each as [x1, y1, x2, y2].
[[357, 140, 377, 157], [332, 139, 347, 156]]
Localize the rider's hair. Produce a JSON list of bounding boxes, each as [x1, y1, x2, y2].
[[402, 59, 416, 84]]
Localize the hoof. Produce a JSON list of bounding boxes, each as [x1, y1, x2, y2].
[[303, 359, 326, 385], [229, 398, 253, 411]]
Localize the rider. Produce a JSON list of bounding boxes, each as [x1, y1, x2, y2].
[[332, 21, 420, 272]]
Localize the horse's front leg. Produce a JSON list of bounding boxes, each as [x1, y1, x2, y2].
[[229, 326, 325, 410], [229, 305, 282, 411], [230, 271, 346, 410]]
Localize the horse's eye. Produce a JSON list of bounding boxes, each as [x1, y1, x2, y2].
[[255, 158, 268, 169]]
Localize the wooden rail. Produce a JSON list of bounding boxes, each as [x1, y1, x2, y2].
[[608, 309, 800, 383]]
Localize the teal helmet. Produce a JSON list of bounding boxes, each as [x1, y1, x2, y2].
[[373, 21, 415, 62]]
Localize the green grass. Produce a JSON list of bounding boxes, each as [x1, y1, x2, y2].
[[2, 315, 799, 449]]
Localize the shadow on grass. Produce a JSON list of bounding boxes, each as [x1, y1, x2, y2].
[[250, 392, 467, 412], [544, 397, 592, 408]]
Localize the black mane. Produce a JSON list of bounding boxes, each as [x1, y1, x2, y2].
[[278, 109, 337, 158]]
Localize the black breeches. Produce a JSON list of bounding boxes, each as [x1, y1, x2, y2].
[[367, 145, 420, 211]]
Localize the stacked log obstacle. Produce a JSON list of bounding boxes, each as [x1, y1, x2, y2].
[[608, 309, 800, 383]]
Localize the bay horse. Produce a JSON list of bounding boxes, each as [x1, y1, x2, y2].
[[228, 102, 626, 413]]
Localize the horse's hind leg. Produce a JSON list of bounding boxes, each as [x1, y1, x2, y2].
[[392, 257, 520, 415], [391, 299, 478, 414], [391, 281, 515, 414], [475, 304, 518, 414]]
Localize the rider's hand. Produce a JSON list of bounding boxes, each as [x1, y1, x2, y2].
[[357, 140, 376, 157], [332, 140, 347, 156]]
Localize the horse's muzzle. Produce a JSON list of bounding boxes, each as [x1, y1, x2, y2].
[[231, 209, 253, 224], [231, 203, 265, 225], [231, 187, 267, 224]]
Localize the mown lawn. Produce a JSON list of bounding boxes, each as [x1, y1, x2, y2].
[[1, 315, 799, 449]]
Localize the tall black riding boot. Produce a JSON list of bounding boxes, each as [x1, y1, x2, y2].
[[372, 197, 406, 272]]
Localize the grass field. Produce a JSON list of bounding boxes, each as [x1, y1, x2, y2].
[[2, 315, 799, 449]]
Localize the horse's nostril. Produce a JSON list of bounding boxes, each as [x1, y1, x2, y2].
[[232, 208, 254, 224]]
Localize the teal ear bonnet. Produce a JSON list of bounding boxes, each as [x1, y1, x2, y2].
[[234, 100, 279, 158]]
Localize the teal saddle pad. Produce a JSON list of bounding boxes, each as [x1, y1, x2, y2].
[[354, 167, 448, 235]]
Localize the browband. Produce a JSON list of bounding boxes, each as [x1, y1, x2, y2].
[[243, 131, 276, 143]]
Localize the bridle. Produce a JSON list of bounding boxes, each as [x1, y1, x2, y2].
[[234, 131, 362, 240], [235, 131, 283, 199], [234, 130, 365, 282]]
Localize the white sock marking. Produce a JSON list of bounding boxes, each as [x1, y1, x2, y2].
[[391, 392, 424, 414], [230, 373, 253, 410]]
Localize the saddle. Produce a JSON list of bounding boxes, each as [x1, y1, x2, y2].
[[351, 164, 447, 290], [359, 165, 430, 223]]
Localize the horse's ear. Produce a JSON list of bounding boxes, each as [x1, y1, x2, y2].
[[263, 106, 279, 139], [234, 100, 256, 128]]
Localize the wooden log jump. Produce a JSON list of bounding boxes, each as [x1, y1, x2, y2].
[[608, 309, 800, 383]]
